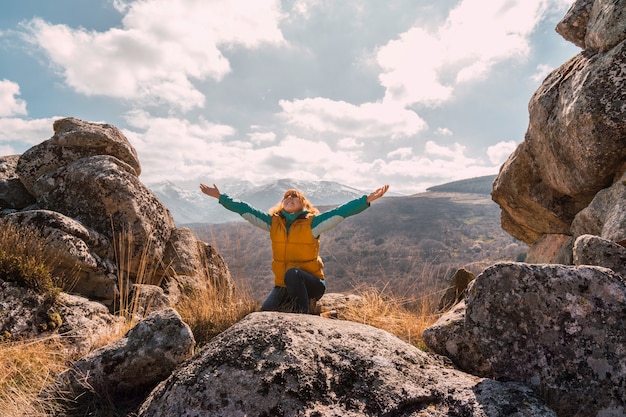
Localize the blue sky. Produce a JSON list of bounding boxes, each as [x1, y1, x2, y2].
[[0, 0, 579, 194]]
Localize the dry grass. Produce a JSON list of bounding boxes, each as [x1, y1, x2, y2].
[[340, 285, 442, 349], [176, 275, 258, 348], [0, 337, 70, 417], [0, 220, 64, 295]]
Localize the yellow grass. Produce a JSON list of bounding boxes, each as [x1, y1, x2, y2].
[[0, 337, 70, 417], [176, 275, 258, 347], [340, 285, 442, 349]]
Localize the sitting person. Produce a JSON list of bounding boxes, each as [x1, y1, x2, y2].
[[200, 182, 389, 313]]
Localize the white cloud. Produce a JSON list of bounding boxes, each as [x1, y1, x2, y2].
[[336, 137, 362, 150], [376, 0, 569, 107], [531, 64, 554, 83], [364, 142, 501, 194], [248, 131, 277, 145], [0, 80, 27, 117], [122, 110, 238, 182], [435, 127, 453, 136], [0, 117, 58, 146], [278, 98, 427, 139], [487, 140, 517, 165], [21, 0, 285, 112], [387, 147, 413, 160]]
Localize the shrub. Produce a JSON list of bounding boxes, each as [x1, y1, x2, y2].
[[0, 220, 61, 296]]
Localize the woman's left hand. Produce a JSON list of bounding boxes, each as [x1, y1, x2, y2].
[[367, 185, 390, 204]]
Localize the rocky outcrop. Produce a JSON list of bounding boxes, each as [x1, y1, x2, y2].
[[47, 308, 194, 414], [426, 4, 626, 414], [424, 262, 626, 416], [0, 117, 232, 311], [138, 312, 555, 417], [491, 0, 626, 246]]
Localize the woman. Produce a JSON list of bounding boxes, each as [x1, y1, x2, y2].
[[200, 182, 389, 313]]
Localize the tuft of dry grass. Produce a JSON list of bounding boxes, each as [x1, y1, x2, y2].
[[0, 337, 70, 417], [176, 275, 258, 348], [340, 285, 442, 349], [0, 220, 64, 296]]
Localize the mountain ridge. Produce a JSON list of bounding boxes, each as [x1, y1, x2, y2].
[[150, 176, 497, 225]]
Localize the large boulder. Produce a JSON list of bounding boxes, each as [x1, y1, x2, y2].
[[492, 2, 626, 245], [48, 308, 195, 413], [424, 262, 626, 417], [138, 312, 556, 417], [556, 0, 626, 53]]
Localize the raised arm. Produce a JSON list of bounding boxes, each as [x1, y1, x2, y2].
[[199, 182, 272, 231], [311, 185, 390, 237]]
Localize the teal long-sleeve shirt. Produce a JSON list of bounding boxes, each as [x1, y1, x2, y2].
[[218, 194, 370, 237]]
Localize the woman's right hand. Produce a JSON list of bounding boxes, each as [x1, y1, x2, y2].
[[200, 183, 221, 199]]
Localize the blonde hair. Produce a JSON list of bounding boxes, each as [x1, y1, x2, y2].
[[269, 189, 320, 215]]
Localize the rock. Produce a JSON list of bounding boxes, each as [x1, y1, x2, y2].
[[556, 0, 593, 49], [138, 312, 556, 417], [127, 284, 172, 317], [571, 171, 626, 244], [2, 117, 231, 315], [0, 279, 58, 340], [32, 154, 176, 280], [160, 228, 234, 298], [525, 234, 573, 264], [53, 292, 125, 357], [3, 210, 118, 301], [422, 300, 492, 377], [49, 308, 194, 412], [492, 7, 626, 244], [573, 234, 626, 277], [316, 292, 364, 314], [462, 262, 626, 416], [16, 117, 141, 195], [584, 0, 626, 53], [0, 154, 35, 211], [438, 267, 475, 311], [0, 280, 123, 356]]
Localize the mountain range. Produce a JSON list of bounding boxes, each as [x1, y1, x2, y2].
[[149, 178, 392, 224]]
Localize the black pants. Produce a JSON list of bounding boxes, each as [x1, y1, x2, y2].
[[261, 268, 326, 313]]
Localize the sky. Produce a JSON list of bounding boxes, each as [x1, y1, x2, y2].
[[0, 0, 579, 195]]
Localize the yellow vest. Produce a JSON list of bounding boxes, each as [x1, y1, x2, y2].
[[270, 214, 324, 286]]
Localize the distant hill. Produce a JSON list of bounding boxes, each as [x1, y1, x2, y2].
[[191, 189, 526, 302], [426, 175, 497, 195]]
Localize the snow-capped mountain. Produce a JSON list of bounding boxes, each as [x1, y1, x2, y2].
[[148, 179, 367, 225]]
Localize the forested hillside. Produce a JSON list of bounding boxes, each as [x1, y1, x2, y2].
[[192, 190, 526, 302]]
